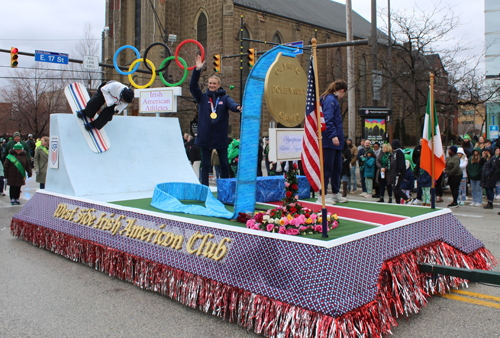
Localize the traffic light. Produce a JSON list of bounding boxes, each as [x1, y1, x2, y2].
[[247, 48, 255, 68], [11, 47, 19, 68], [213, 54, 221, 73]]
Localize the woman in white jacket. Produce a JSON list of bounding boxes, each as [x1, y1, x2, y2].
[[457, 147, 468, 205]]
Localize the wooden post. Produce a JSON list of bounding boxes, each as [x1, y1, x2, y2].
[[346, 0, 356, 140], [430, 74, 435, 189], [311, 38, 328, 237], [430, 73, 436, 209]]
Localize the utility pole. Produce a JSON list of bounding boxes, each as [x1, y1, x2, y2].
[[371, 0, 378, 106], [346, 0, 356, 140], [101, 29, 106, 84], [387, 0, 394, 142]]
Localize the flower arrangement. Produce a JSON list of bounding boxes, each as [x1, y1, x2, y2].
[[246, 204, 339, 235], [283, 162, 300, 204], [244, 163, 339, 236]]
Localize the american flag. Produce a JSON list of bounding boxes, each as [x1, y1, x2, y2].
[[301, 57, 326, 192]]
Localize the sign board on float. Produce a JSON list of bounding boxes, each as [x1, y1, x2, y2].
[[268, 128, 304, 162], [135, 87, 182, 115]]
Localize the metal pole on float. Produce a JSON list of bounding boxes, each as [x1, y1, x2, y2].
[[430, 73, 436, 209], [346, 0, 356, 140], [239, 15, 244, 109], [311, 38, 328, 238]]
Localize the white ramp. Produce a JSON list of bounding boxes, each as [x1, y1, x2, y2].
[[46, 114, 199, 202]]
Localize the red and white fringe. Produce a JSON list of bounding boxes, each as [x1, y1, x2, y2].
[[11, 219, 497, 338]]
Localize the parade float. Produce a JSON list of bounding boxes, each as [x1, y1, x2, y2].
[[11, 42, 496, 338]]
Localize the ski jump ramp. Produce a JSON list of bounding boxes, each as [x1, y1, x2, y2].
[[46, 114, 199, 202]]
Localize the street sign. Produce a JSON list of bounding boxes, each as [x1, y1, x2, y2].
[[284, 41, 303, 55], [35, 50, 69, 65], [83, 55, 99, 70], [490, 125, 498, 139]]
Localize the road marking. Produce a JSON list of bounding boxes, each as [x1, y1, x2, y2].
[[442, 292, 500, 310], [452, 290, 500, 303], [452, 214, 483, 218]]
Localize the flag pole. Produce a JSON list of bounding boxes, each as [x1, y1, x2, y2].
[[312, 38, 328, 237], [430, 73, 436, 209]]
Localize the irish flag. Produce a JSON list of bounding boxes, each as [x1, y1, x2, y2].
[[421, 87, 446, 180]]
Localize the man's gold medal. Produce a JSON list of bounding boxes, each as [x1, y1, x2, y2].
[[210, 112, 217, 119]]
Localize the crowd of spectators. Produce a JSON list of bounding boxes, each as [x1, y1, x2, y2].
[[183, 128, 499, 216], [345, 135, 500, 214]]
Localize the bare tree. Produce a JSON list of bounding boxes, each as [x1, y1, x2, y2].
[[66, 23, 102, 90], [0, 65, 68, 138], [454, 65, 500, 137], [376, 3, 470, 143]]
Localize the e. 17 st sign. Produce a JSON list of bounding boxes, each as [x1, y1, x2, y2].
[[35, 50, 69, 65]]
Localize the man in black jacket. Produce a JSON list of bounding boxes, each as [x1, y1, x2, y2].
[[445, 146, 462, 208], [411, 138, 423, 205], [391, 139, 409, 204], [481, 146, 499, 209]]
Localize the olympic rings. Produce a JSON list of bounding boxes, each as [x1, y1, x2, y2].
[[128, 58, 156, 89], [143, 42, 172, 74], [175, 39, 205, 71], [160, 56, 188, 87], [114, 45, 141, 76], [112, 40, 205, 88]]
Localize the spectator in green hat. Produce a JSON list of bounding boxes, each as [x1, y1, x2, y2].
[[462, 134, 473, 158], [2, 132, 31, 163], [3, 142, 32, 205]]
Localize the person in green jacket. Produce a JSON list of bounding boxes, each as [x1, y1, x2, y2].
[[0, 160, 5, 196], [363, 148, 376, 198], [2, 132, 31, 163], [227, 139, 240, 177], [467, 147, 484, 207], [34, 136, 49, 189]]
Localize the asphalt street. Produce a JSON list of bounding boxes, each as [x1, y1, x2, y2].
[[0, 177, 499, 337]]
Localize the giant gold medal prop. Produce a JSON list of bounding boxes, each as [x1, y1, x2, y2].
[[264, 53, 307, 127], [210, 112, 217, 119]]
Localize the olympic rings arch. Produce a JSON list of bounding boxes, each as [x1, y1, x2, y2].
[[128, 58, 156, 89], [113, 40, 204, 89], [143, 42, 172, 73]]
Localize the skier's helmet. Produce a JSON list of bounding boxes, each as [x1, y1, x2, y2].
[[121, 88, 134, 103]]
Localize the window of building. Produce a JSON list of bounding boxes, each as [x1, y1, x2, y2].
[[360, 55, 367, 103], [334, 49, 343, 80], [241, 27, 250, 81], [197, 12, 208, 51], [304, 39, 312, 62], [135, 0, 141, 51], [272, 33, 282, 45]]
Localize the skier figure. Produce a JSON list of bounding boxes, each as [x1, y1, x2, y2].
[[76, 81, 134, 131]]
